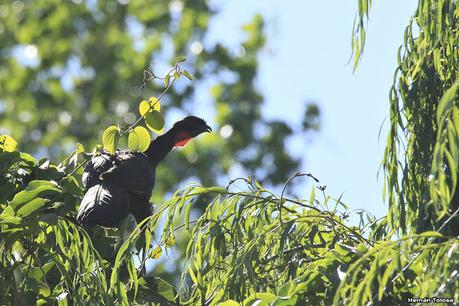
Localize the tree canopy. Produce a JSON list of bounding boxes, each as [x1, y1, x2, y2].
[[1, 0, 459, 305], [0, 1, 318, 200]]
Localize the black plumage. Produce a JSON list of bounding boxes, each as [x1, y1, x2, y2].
[[77, 116, 211, 227]]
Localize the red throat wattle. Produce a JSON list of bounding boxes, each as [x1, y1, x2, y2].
[[174, 131, 192, 147]]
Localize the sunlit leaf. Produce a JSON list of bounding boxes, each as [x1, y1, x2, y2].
[[219, 300, 240, 306], [128, 126, 151, 152], [0, 214, 21, 224], [10, 180, 60, 208], [139, 98, 160, 116], [0, 135, 17, 152], [165, 236, 176, 247], [155, 277, 177, 303], [150, 246, 162, 259], [164, 74, 171, 87], [145, 111, 165, 133], [243, 293, 276, 306], [182, 70, 193, 80], [102, 125, 120, 155], [16, 198, 48, 217], [76, 143, 85, 154]]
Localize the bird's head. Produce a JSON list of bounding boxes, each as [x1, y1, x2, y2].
[[172, 115, 212, 147]]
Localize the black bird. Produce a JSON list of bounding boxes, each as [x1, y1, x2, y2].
[[77, 116, 212, 227]]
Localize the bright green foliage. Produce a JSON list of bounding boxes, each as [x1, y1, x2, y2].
[[4, 147, 457, 305], [178, 182, 369, 305], [128, 126, 150, 152], [0, 1, 318, 196], [334, 232, 459, 305], [0, 147, 362, 304], [351, 0, 372, 69], [353, 1, 459, 233], [0, 151, 179, 304], [139, 97, 161, 115], [3, 0, 459, 304], [182, 70, 193, 80], [0, 135, 17, 152], [354, 1, 459, 235], [102, 125, 120, 155], [144, 111, 165, 134], [137, 96, 165, 133], [333, 0, 459, 304]]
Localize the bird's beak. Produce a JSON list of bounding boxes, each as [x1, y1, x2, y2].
[[205, 125, 212, 133]]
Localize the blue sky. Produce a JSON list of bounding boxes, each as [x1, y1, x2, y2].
[[205, 0, 417, 218]]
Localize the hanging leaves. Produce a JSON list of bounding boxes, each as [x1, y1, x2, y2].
[[150, 246, 163, 259], [182, 70, 193, 80], [165, 235, 176, 247]]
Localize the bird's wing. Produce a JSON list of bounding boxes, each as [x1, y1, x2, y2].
[[76, 182, 130, 227], [100, 152, 156, 195], [82, 153, 114, 189]]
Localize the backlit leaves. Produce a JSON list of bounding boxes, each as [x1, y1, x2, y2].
[[380, 0, 459, 235], [0, 135, 17, 152], [144, 110, 165, 133], [165, 235, 176, 247], [139, 97, 165, 133], [102, 125, 120, 155], [139, 97, 161, 115], [128, 126, 150, 152], [182, 70, 193, 80], [16, 197, 48, 217], [150, 246, 163, 259]]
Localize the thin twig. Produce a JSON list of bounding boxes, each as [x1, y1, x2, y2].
[[120, 76, 177, 137]]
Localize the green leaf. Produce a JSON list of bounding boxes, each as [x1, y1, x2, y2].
[[0, 214, 21, 224], [127, 258, 138, 298], [10, 180, 60, 209], [185, 202, 193, 231], [177, 56, 187, 62], [150, 246, 162, 259], [16, 198, 48, 217], [164, 74, 171, 87], [417, 231, 443, 238], [155, 277, 177, 303], [0, 135, 17, 152], [309, 185, 316, 205], [165, 235, 176, 247], [145, 111, 165, 133], [243, 293, 276, 306], [277, 281, 294, 298], [437, 82, 459, 124], [128, 126, 151, 152], [219, 300, 240, 306], [182, 70, 193, 80], [76, 143, 85, 154], [272, 296, 298, 306], [102, 125, 120, 155], [139, 97, 160, 116], [2, 206, 14, 216]]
